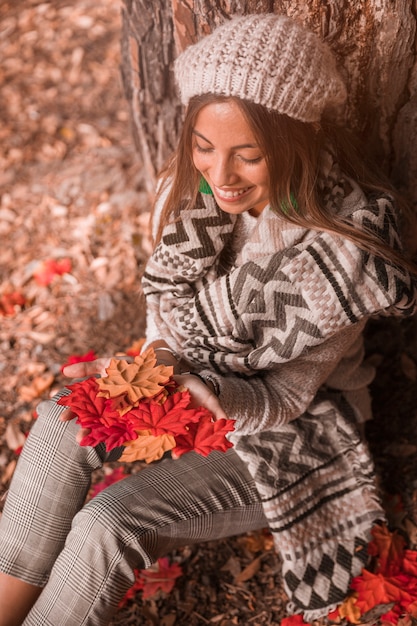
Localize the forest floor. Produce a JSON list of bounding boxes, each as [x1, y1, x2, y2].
[[2, 2, 417, 625]]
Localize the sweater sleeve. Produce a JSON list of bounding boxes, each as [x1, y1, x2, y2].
[[199, 321, 370, 435]]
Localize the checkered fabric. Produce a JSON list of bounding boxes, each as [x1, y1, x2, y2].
[[0, 397, 266, 625]]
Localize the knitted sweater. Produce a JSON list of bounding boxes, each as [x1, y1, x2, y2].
[[145, 209, 375, 431]]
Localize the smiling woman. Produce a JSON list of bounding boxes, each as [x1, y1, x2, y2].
[[0, 12, 417, 626], [191, 100, 270, 216]]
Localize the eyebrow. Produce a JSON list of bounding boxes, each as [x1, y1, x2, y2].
[[192, 129, 259, 150]]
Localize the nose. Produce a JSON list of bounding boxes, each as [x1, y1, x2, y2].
[[209, 154, 239, 187]]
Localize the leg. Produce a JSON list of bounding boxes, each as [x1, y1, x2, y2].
[[0, 392, 115, 625], [0, 574, 42, 626], [23, 449, 266, 626]]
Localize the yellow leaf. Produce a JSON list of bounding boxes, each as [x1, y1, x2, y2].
[[96, 349, 173, 404], [120, 430, 176, 463], [338, 594, 361, 624]]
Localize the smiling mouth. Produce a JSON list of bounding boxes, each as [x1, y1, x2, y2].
[[214, 186, 251, 200]]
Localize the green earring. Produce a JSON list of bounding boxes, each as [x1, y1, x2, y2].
[[199, 177, 213, 195], [280, 192, 298, 214]]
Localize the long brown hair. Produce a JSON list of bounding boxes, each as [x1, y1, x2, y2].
[[153, 94, 417, 273]]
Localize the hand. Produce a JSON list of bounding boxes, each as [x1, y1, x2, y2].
[[60, 357, 112, 443], [173, 373, 227, 422]]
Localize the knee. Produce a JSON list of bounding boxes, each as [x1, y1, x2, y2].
[[71, 492, 128, 546], [69, 494, 146, 565], [31, 394, 80, 444]]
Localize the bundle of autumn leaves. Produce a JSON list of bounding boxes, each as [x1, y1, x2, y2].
[[57, 346, 235, 463]]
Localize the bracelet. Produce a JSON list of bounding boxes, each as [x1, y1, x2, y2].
[[183, 371, 220, 397], [201, 373, 220, 397], [154, 347, 180, 360]]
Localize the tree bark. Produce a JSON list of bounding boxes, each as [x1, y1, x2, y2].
[[121, 0, 417, 208]]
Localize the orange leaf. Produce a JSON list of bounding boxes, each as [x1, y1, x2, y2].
[[234, 556, 262, 583], [338, 594, 361, 624], [19, 373, 55, 402], [125, 339, 146, 357], [96, 349, 173, 404], [120, 430, 176, 463]]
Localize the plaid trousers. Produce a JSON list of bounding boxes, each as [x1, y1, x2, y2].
[[0, 393, 265, 625]]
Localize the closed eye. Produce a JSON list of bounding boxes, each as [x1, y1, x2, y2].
[[194, 143, 213, 154], [194, 143, 263, 165], [237, 155, 263, 165]]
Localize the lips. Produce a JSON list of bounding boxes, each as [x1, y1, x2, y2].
[[213, 185, 251, 200]]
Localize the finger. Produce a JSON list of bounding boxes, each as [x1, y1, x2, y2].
[[59, 407, 76, 422], [203, 396, 228, 422], [174, 374, 228, 421], [76, 428, 91, 444], [62, 357, 111, 379]]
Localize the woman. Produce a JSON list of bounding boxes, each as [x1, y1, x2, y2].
[[0, 13, 416, 625]]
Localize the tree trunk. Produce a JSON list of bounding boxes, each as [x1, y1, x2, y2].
[[120, 0, 417, 209]]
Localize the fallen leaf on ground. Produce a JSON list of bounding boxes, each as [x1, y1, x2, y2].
[[33, 258, 72, 286], [18, 373, 55, 402], [4, 422, 27, 452]]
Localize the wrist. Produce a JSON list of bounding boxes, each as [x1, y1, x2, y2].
[[183, 371, 220, 397], [152, 345, 181, 374]]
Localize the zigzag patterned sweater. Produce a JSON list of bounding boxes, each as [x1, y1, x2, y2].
[[142, 168, 417, 619]]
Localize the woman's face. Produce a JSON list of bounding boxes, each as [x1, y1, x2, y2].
[[191, 100, 270, 217]]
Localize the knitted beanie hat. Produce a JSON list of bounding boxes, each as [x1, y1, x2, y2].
[[174, 13, 347, 123]]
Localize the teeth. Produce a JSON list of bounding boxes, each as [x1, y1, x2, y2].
[[216, 187, 249, 199]]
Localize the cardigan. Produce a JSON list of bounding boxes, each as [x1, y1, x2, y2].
[[141, 154, 417, 619]]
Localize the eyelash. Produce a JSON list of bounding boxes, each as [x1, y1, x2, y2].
[[194, 144, 263, 165]]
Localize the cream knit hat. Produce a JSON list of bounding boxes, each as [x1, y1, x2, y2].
[[174, 14, 347, 123]]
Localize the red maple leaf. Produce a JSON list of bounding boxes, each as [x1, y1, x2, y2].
[[119, 558, 183, 607], [79, 421, 138, 451], [351, 570, 414, 616], [174, 414, 235, 457], [136, 557, 183, 599], [57, 378, 138, 451], [0, 291, 26, 316], [33, 258, 72, 286], [57, 377, 103, 416], [60, 350, 98, 372], [127, 390, 202, 436]]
